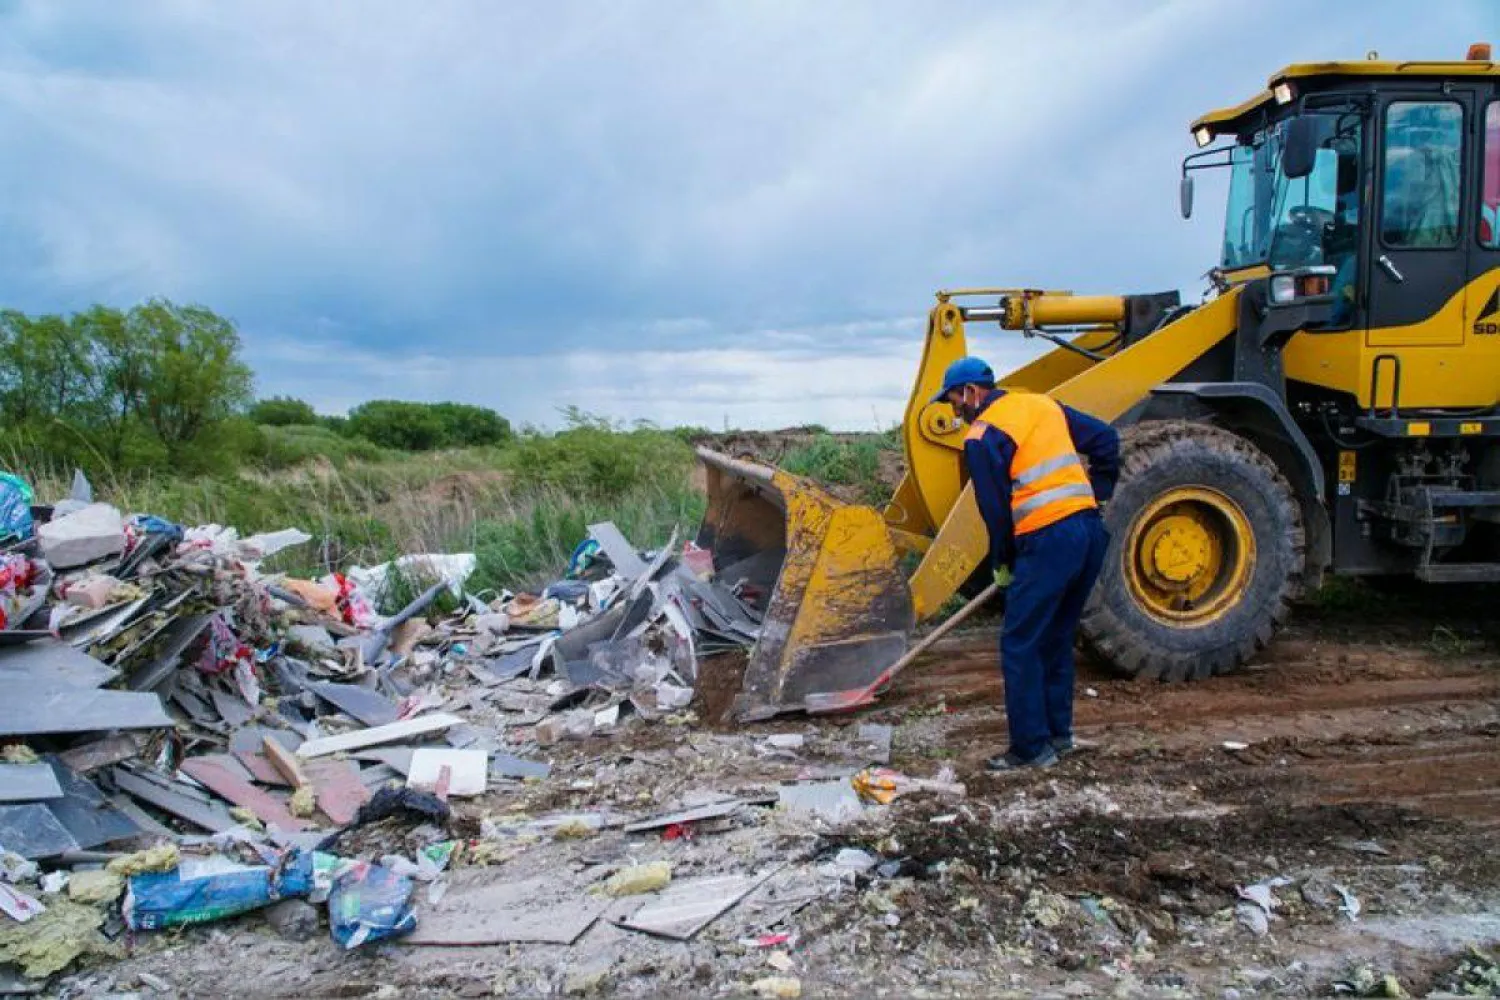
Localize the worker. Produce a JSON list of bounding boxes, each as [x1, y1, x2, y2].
[[935, 356, 1119, 770]]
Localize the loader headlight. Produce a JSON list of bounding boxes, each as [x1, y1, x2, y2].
[[1269, 265, 1337, 306], [1194, 126, 1213, 148], [1273, 82, 1295, 105]]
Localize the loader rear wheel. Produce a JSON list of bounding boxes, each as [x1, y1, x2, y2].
[[1080, 421, 1305, 681]]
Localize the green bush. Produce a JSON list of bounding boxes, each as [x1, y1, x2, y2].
[[250, 396, 319, 426], [347, 400, 512, 451], [499, 410, 694, 498], [252, 425, 392, 468], [781, 434, 889, 503]]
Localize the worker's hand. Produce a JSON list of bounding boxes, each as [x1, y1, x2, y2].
[[993, 565, 1012, 590]]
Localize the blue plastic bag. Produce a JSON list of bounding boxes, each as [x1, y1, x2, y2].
[[327, 860, 416, 949], [0, 474, 33, 543]]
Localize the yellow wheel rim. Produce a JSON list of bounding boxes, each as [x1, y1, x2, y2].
[[1123, 486, 1255, 626]]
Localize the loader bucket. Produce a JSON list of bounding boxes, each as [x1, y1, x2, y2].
[[694, 448, 915, 721]]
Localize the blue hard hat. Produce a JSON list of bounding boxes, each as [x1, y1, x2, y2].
[[930, 356, 996, 403]]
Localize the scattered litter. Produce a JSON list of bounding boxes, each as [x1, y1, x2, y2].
[[602, 861, 672, 897], [1335, 883, 1362, 922], [327, 859, 416, 949], [750, 975, 802, 999], [1222, 741, 1250, 751], [851, 767, 966, 805], [406, 873, 604, 946], [614, 871, 769, 940]]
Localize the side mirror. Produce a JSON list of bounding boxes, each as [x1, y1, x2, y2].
[[1179, 174, 1195, 219], [1282, 117, 1318, 179]]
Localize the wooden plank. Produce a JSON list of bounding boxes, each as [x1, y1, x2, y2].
[[58, 734, 139, 774], [112, 768, 237, 833], [303, 758, 369, 825], [294, 713, 462, 759], [234, 751, 292, 787], [179, 755, 310, 831], [261, 738, 308, 788]]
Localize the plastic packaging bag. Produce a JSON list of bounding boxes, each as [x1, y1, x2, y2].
[[326, 860, 416, 949], [122, 849, 312, 931], [0, 474, 33, 543]]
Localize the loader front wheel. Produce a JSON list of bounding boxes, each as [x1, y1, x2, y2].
[[1080, 421, 1305, 681]]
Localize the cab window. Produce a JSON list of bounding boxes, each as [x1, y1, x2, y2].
[[1481, 102, 1499, 249], [1381, 101, 1463, 249]]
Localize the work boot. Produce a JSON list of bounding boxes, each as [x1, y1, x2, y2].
[[1051, 736, 1097, 758], [985, 747, 1059, 772]]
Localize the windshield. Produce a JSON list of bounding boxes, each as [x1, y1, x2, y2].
[[1219, 114, 1362, 271]]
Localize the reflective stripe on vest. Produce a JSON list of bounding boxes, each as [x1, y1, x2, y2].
[[972, 391, 1097, 535]]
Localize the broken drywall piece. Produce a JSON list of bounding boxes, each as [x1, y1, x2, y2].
[[295, 713, 463, 759], [407, 749, 487, 798]]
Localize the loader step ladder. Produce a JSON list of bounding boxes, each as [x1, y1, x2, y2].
[[1415, 487, 1500, 584]]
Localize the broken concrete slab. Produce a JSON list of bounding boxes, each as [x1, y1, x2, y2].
[[0, 764, 62, 802], [36, 503, 125, 569], [0, 804, 78, 859], [0, 688, 173, 737], [303, 758, 369, 825], [179, 755, 310, 831], [0, 639, 117, 692], [408, 749, 487, 797], [404, 873, 606, 945], [614, 872, 769, 940], [307, 682, 398, 727], [295, 713, 462, 759]]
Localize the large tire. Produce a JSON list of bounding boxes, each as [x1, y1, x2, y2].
[[1080, 420, 1305, 681]]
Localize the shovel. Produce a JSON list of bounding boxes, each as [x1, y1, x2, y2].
[[803, 581, 1002, 714]]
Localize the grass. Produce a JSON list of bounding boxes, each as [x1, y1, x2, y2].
[[779, 430, 899, 505]]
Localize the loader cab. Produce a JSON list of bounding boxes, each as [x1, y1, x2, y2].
[[1189, 54, 1500, 379]]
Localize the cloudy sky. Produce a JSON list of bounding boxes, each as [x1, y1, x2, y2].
[[0, 1, 1489, 429]]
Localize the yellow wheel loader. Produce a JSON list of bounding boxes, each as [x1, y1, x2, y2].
[[697, 46, 1500, 720]]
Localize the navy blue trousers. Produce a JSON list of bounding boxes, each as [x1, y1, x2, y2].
[[1000, 510, 1109, 760]]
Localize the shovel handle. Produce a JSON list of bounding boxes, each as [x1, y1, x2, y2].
[[804, 581, 1001, 714]]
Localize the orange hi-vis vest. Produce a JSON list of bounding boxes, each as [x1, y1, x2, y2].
[[967, 391, 1098, 535]]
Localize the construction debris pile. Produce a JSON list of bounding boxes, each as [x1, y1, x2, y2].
[[0, 470, 848, 986]]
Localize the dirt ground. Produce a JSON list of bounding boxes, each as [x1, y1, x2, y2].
[[69, 591, 1500, 998]]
